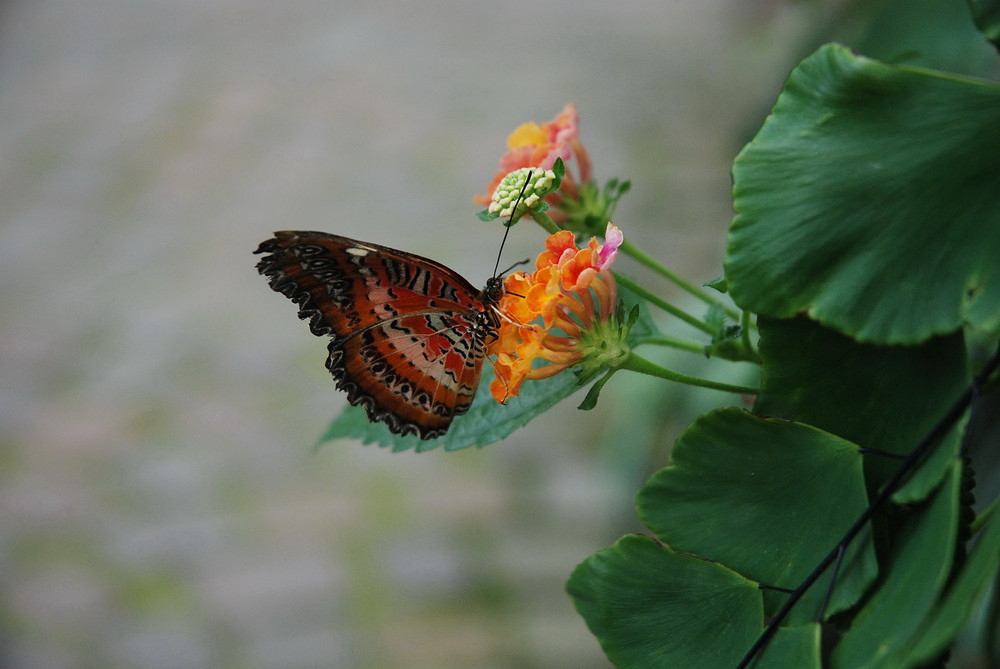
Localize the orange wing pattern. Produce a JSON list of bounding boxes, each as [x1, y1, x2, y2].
[[255, 231, 500, 439]]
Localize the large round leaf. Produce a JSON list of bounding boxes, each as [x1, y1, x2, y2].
[[566, 534, 764, 668], [726, 43, 1000, 344], [636, 408, 877, 623], [753, 316, 969, 497]]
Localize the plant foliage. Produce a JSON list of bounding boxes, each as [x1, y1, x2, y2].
[[568, 15, 1000, 669]]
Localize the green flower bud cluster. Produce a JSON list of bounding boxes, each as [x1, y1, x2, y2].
[[488, 167, 558, 219]]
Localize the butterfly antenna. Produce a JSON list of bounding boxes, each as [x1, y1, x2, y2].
[[492, 170, 534, 279]]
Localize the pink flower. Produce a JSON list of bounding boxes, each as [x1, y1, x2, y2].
[[474, 103, 591, 216]]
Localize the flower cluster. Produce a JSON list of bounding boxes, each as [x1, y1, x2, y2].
[[468, 104, 758, 422], [488, 223, 626, 403], [475, 103, 591, 224], [487, 167, 558, 220]]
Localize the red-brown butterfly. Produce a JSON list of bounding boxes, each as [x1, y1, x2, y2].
[[255, 231, 506, 440]]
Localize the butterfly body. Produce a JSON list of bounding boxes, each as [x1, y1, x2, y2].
[[255, 231, 502, 439]]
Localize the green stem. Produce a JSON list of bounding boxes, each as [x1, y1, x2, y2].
[[529, 212, 758, 357], [614, 273, 715, 335], [529, 214, 747, 327], [529, 209, 562, 234], [642, 336, 760, 364], [740, 309, 756, 357], [641, 336, 707, 354], [621, 352, 759, 396], [619, 238, 741, 320]]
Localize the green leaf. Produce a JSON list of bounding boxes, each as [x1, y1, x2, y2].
[[549, 155, 565, 181], [566, 535, 763, 669], [726, 43, 1000, 344], [757, 623, 822, 668], [896, 499, 1000, 666], [704, 275, 728, 294], [851, 0, 999, 75], [531, 200, 550, 215], [568, 536, 825, 668], [704, 303, 726, 333], [317, 363, 583, 452], [832, 462, 962, 668], [620, 283, 662, 346], [576, 369, 616, 410], [753, 316, 970, 496], [968, 0, 1000, 47], [636, 408, 877, 623]]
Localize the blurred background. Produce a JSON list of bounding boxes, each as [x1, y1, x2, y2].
[[2, 1, 995, 668]]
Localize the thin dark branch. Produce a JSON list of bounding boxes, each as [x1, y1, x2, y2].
[[736, 346, 1000, 669]]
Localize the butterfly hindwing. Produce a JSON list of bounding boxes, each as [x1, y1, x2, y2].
[[332, 313, 487, 438], [255, 230, 497, 439]]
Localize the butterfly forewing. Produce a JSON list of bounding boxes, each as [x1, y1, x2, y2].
[[255, 231, 498, 439]]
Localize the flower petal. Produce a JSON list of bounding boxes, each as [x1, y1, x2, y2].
[[598, 223, 623, 270], [507, 122, 547, 148]]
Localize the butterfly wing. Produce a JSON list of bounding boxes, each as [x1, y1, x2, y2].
[[254, 231, 495, 439]]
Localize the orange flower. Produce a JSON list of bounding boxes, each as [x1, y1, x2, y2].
[[475, 103, 592, 217], [488, 223, 625, 403]]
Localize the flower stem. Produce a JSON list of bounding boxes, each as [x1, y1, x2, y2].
[[740, 309, 756, 357], [642, 336, 707, 354], [621, 353, 759, 396], [530, 210, 562, 235], [618, 238, 741, 320], [614, 273, 715, 335]]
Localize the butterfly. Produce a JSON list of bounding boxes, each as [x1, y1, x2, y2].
[[255, 231, 506, 440]]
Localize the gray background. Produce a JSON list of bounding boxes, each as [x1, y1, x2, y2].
[[1, 1, 808, 667]]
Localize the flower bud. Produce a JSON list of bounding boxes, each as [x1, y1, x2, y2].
[[487, 167, 558, 219]]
